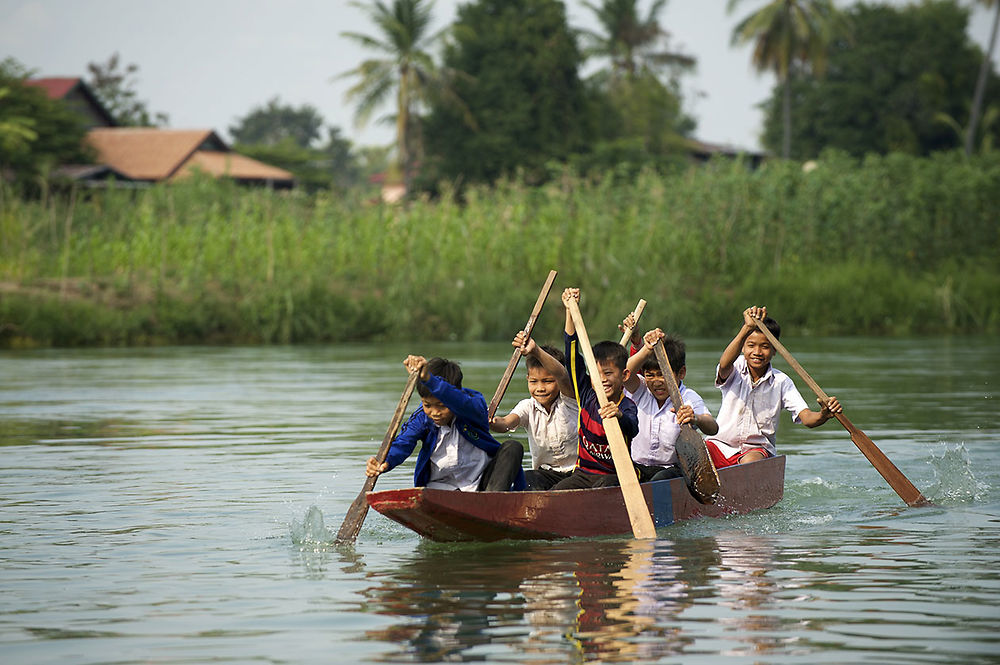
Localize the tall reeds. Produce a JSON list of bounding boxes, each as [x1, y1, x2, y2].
[[1, 150, 998, 347]]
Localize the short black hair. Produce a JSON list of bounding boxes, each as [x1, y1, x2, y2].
[[760, 316, 781, 340], [525, 344, 564, 371], [641, 335, 686, 374], [592, 341, 628, 371], [416, 357, 463, 397]]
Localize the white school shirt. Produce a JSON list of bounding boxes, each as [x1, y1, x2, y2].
[[509, 393, 579, 472], [711, 355, 809, 458], [426, 422, 490, 492], [625, 375, 710, 467]]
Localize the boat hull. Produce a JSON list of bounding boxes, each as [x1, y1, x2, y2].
[[366, 455, 785, 541]]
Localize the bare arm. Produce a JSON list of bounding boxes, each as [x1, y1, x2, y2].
[[718, 306, 766, 383], [562, 288, 579, 336], [798, 396, 842, 428], [489, 412, 522, 432], [514, 330, 574, 397], [624, 328, 662, 393]]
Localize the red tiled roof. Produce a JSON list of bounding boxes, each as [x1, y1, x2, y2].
[[24, 77, 80, 100]]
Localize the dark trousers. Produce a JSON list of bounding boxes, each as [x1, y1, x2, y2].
[[550, 468, 623, 491], [524, 467, 573, 491], [477, 440, 525, 491], [635, 463, 684, 483]]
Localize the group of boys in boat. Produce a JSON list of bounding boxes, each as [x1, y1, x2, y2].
[[365, 288, 842, 493]]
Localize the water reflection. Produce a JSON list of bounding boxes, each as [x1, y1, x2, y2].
[[355, 533, 786, 663]]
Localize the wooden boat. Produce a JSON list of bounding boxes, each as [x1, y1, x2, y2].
[[366, 455, 785, 542]]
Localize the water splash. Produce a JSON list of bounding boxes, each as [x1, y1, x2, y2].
[[926, 443, 988, 504], [290, 505, 335, 551]]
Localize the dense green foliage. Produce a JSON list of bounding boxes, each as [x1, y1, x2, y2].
[[761, 1, 1000, 158], [728, 0, 844, 158], [422, 0, 591, 185], [0, 58, 92, 181], [1, 151, 998, 348], [229, 98, 364, 192], [229, 97, 325, 148]]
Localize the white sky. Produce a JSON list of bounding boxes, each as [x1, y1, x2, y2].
[[1, 0, 996, 152]]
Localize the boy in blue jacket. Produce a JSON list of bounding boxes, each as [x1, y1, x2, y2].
[[365, 355, 526, 491]]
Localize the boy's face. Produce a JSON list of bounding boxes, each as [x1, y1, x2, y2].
[[526, 366, 560, 409], [596, 360, 629, 400], [642, 366, 686, 403], [421, 396, 455, 426], [742, 331, 775, 376]]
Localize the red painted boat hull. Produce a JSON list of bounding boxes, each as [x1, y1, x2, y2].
[[366, 455, 785, 541]]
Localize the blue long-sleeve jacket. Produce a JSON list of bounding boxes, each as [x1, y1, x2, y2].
[[383, 374, 526, 490]]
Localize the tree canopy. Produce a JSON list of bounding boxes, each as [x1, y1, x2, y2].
[[229, 97, 325, 148], [729, 0, 844, 158], [421, 0, 590, 186], [0, 58, 91, 180], [86, 53, 169, 127], [760, 1, 1000, 158], [339, 0, 454, 184]]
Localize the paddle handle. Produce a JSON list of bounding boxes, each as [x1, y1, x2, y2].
[[751, 318, 932, 508], [335, 369, 421, 543], [487, 269, 558, 418], [651, 341, 686, 416], [567, 299, 656, 539], [618, 299, 647, 347]]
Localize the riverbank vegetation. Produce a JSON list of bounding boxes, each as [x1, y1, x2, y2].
[[2, 150, 998, 348]]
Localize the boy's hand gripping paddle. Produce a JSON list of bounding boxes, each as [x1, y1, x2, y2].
[[336, 369, 421, 544], [651, 340, 720, 504], [566, 298, 657, 539], [618, 299, 647, 347], [751, 318, 932, 508]]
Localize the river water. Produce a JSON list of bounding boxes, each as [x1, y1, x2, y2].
[[1, 338, 998, 664]]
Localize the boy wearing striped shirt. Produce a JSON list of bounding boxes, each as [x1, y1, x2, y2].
[[550, 288, 639, 491]]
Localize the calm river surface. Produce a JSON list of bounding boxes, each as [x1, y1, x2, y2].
[[1, 338, 998, 664]]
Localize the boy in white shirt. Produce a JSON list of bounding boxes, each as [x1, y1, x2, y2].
[[623, 328, 719, 482], [490, 331, 579, 490], [707, 305, 842, 467]]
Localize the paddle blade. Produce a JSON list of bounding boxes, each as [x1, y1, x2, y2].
[[335, 476, 378, 543], [843, 418, 933, 507], [674, 426, 720, 504]]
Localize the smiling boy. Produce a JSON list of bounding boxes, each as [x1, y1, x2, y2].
[[624, 327, 719, 482], [490, 332, 579, 490], [550, 288, 639, 491], [366, 355, 526, 491], [706, 306, 842, 467]]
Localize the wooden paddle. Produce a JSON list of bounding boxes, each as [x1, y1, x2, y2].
[[487, 269, 558, 419], [566, 298, 656, 539], [751, 318, 932, 508], [651, 340, 721, 504], [618, 299, 647, 348], [335, 369, 421, 543]]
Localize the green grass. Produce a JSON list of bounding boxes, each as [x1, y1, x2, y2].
[[1, 150, 998, 347]]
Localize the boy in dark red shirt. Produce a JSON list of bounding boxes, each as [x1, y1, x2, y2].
[[551, 288, 639, 491]]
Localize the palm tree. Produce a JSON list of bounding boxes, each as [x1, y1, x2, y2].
[[579, 0, 695, 81], [339, 0, 443, 187], [728, 0, 843, 158], [966, 0, 1000, 155]]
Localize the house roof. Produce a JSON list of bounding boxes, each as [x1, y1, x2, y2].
[[178, 151, 294, 183], [86, 128, 227, 180], [24, 77, 80, 99], [25, 77, 118, 127], [86, 128, 293, 185]]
